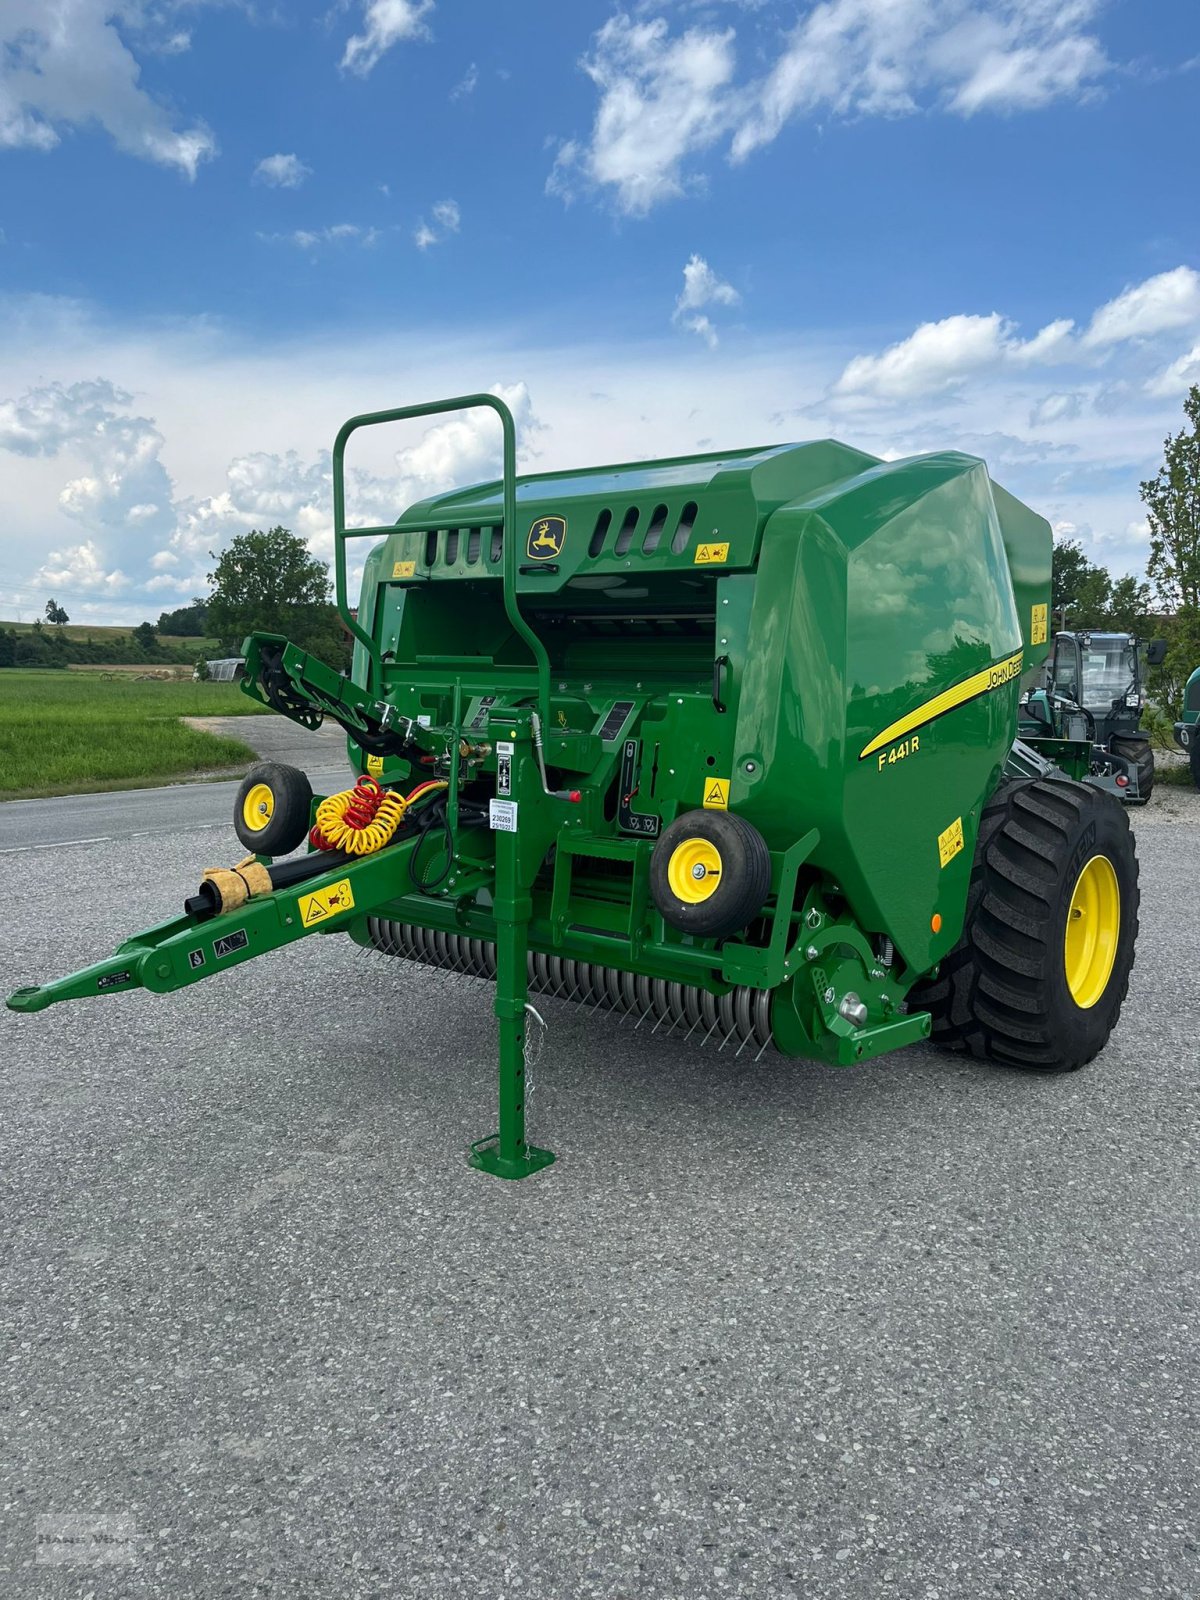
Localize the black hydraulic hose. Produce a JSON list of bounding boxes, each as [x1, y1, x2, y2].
[[267, 849, 354, 890], [184, 847, 356, 921]]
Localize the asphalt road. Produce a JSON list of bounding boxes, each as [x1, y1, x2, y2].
[[1, 778, 1197, 1597], [0, 718, 351, 855]]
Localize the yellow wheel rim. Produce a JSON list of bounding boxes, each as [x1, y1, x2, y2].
[[242, 782, 275, 833], [1064, 854, 1120, 1009], [667, 837, 723, 905]]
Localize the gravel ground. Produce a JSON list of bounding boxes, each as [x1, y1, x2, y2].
[[1, 784, 1197, 1598]]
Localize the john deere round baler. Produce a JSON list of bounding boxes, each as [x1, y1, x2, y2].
[[7, 395, 1140, 1177]]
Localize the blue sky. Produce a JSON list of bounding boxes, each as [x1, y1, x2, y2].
[[1, 0, 1198, 622]]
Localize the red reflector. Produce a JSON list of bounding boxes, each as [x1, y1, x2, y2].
[[568, 790, 582, 803], [1116, 775, 1128, 787]]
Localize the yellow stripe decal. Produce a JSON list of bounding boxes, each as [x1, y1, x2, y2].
[[860, 651, 1024, 761]]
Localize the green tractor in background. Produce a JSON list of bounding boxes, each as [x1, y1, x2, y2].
[[1021, 630, 1167, 803], [1175, 664, 1200, 787]]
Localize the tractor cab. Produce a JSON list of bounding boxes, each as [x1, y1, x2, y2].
[[1048, 631, 1166, 731], [1032, 630, 1167, 803]]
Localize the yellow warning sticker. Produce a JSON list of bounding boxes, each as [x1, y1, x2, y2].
[[703, 777, 730, 809], [937, 816, 964, 869], [1031, 602, 1048, 646], [366, 753, 384, 776], [392, 560, 416, 579], [298, 879, 355, 927], [694, 542, 730, 565]]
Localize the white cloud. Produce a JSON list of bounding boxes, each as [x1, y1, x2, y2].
[[342, 0, 434, 77], [673, 254, 739, 346], [450, 62, 478, 100], [548, 14, 736, 215], [833, 267, 1200, 403], [167, 383, 539, 574], [0, 377, 175, 600], [677, 254, 739, 314], [0, 0, 216, 179], [261, 224, 380, 250], [1083, 267, 1200, 347], [1, 291, 1192, 621], [555, 3, 1108, 214], [36, 539, 130, 594], [1031, 392, 1083, 426], [680, 314, 718, 350], [413, 199, 460, 249], [833, 312, 1059, 401], [254, 153, 311, 189], [1145, 344, 1200, 399], [431, 199, 460, 232]]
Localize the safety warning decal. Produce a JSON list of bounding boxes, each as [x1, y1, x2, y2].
[[392, 560, 416, 579], [298, 879, 355, 927], [1031, 602, 1048, 646], [188, 949, 206, 971], [694, 542, 730, 565], [937, 816, 964, 869], [703, 777, 730, 809], [213, 929, 249, 959], [366, 753, 384, 776]]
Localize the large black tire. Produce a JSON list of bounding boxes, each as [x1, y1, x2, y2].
[[233, 762, 313, 856], [912, 778, 1138, 1072], [1111, 734, 1154, 801], [650, 809, 771, 939], [1190, 735, 1200, 790]]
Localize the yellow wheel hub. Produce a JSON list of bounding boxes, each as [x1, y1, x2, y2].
[[242, 782, 275, 833], [1064, 853, 1120, 1009], [667, 837, 723, 905]]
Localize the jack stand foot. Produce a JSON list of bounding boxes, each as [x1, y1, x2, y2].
[[468, 1137, 556, 1181]]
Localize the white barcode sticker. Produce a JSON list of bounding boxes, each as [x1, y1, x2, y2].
[[489, 799, 518, 832]]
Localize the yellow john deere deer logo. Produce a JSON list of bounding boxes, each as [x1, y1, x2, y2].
[[526, 516, 566, 561]]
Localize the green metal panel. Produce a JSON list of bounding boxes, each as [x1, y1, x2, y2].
[[733, 454, 1028, 972]]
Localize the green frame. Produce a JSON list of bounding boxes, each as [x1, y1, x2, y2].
[[331, 393, 551, 728]]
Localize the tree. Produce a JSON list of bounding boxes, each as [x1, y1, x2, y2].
[[133, 620, 158, 651], [1052, 537, 1096, 620], [1053, 537, 1113, 627], [1104, 574, 1152, 635], [1052, 537, 1153, 633], [206, 525, 347, 664], [44, 598, 69, 626], [1141, 384, 1200, 613], [157, 599, 210, 635]]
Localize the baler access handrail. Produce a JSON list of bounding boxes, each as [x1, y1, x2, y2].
[[331, 393, 551, 726]]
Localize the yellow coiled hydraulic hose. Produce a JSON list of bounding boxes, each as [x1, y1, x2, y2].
[[310, 775, 448, 857]]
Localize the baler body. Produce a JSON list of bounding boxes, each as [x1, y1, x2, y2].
[[357, 441, 1050, 976], [13, 394, 1090, 1180]]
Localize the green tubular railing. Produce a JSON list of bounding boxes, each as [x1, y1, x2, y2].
[[331, 393, 551, 726]]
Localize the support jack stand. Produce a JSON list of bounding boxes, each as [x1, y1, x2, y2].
[[468, 1135, 556, 1181]]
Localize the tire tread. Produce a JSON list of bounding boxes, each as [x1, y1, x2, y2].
[[913, 777, 1139, 1073]]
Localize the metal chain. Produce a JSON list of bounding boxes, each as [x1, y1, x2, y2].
[[522, 1001, 549, 1131]]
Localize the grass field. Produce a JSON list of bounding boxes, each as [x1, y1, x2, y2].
[[0, 671, 268, 801], [0, 619, 216, 649]]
